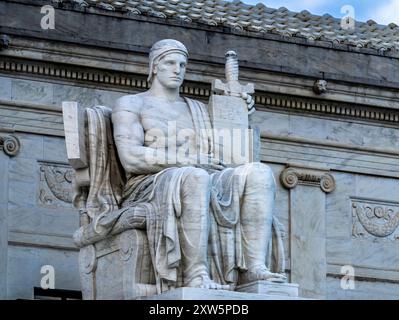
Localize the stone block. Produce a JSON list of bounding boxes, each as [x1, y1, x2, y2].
[[0, 76, 11, 100], [8, 157, 38, 183], [11, 79, 53, 105], [250, 111, 290, 136], [62, 102, 87, 168], [43, 136, 68, 163], [326, 172, 354, 239], [327, 119, 399, 149], [290, 114, 327, 140], [0, 203, 8, 299], [8, 205, 78, 238], [54, 84, 95, 107], [8, 180, 37, 207], [94, 89, 124, 107], [14, 133, 43, 160], [0, 152, 9, 204], [7, 245, 80, 300], [326, 276, 399, 300], [236, 281, 299, 297], [355, 174, 399, 199], [142, 287, 304, 300]]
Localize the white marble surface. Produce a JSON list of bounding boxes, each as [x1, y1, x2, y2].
[[236, 280, 298, 297], [0, 76, 11, 100], [0, 152, 9, 299], [7, 245, 79, 300], [11, 79, 54, 105], [288, 168, 328, 299], [62, 101, 87, 169], [142, 287, 305, 300]]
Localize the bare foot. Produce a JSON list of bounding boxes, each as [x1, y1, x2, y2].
[[185, 275, 232, 290], [240, 265, 287, 283]]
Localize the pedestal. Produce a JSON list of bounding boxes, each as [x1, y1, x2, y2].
[[236, 280, 299, 297], [141, 282, 303, 300]]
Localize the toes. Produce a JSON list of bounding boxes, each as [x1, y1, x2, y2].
[[188, 275, 229, 290]]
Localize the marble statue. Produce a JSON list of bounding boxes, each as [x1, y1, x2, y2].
[[112, 39, 286, 289], [65, 39, 287, 299]]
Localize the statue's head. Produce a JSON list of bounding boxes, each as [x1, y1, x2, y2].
[[148, 39, 188, 89]]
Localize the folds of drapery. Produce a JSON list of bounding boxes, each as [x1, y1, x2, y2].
[[72, 105, 126, 234]]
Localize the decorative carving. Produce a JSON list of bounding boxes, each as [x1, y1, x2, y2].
[[320, 173, 335, 193], [79, 245, 97, 274], [0, 58, 210, 99], [280, 167, 335, 193], [0, 35, 10, 51], [0, 134, 20, 157], [280, 168, 298, 189], [254, 94, 399, 124], [119, 231, 134, 261], [38, 161, 74, 208], [2, 57, 399, 124], [313, 80, 327, 94], [352, 199, 399, 241]]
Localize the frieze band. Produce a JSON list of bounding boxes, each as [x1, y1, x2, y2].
[[1, 56, 399, 124]]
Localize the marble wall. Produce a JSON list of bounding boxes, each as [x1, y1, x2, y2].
[[254, 109, 399, 299], [0, 76, 126, 109], [0, 128, 81, 299], [0, 76, 128, 299]]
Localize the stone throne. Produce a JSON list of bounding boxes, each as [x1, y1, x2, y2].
[[62, 101, 295, 300], [63, 102, 157, 299], [62, 102, 297, 299]]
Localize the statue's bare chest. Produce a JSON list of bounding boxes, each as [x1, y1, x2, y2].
[[140, 99, 196, 147], [141, 100, 193, 129]]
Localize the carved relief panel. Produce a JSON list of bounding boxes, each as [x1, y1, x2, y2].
[[38, 161, 74, 209], [351, 198, 399, 242]]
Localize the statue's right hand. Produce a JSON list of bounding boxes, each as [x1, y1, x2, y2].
[[209, 163, 226, 171], [194, 155, 225, 171], [208, 158, 226, 171]]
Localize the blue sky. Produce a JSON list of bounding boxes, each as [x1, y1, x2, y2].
[[236, 0, 399, 25]]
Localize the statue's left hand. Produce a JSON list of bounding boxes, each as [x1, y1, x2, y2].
[[241, 92, 255, 114]]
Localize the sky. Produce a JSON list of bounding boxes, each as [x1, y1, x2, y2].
[[236, 0, 399, 25]]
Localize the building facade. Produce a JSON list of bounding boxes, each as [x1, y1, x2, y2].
[[1, 0, 399, 299]]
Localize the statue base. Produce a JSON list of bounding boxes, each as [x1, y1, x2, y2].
[[140, 282, 303, 300], [236, 280, 299, 297]]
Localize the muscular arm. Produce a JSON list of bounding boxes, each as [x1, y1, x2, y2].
[[112, 95, 225, 175]]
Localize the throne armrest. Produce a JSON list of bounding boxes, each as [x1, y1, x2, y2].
[[62, 101, 126, 225], [62, 101, 90, 187]]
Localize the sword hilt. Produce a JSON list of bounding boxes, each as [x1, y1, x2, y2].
[[225, 51, 239, 83]]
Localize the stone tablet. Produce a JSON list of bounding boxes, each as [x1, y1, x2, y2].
[[208, 51, 255, 165]]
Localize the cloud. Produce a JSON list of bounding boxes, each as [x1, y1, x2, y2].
[[371, 0, 399, 24], [233, 0, 399, 25]]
